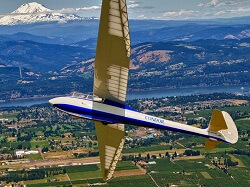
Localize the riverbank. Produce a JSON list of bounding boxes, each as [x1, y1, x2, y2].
[[0, 84, 249, 108]]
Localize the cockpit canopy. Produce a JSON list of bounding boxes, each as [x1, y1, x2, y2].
[[70, 92, 103, 102]]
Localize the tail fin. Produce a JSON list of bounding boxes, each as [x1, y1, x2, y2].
[[205, 109, 238, 150]]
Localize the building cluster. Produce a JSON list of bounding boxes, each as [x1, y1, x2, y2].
[[15, 150, 39, 158]]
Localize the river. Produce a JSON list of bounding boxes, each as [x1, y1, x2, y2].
[[0, 85, 249, 108]]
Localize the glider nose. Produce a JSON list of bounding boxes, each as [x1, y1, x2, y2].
[[49, 98, 58, 106], [49, 97, 69, 106]]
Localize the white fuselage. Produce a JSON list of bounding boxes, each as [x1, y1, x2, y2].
[[49, 97, 227, 143]]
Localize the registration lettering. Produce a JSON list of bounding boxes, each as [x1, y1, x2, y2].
[[145, 116, 164, 124]]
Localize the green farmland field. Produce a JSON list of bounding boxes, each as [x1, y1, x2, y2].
[[25, 153, 42, 161], [68, 170, 102, 180], [147, 158, 249, 187], [115, 161, 138, 171], [184, 106, 250, 119], [31, 140, 49, 148], [122, 145, 171, 153], [64, 164, 99, 173], [108, 175, 156, 187]]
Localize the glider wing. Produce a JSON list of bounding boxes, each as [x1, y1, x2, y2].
[[93, 0, 131, 180], [94, 0, 131, 104]]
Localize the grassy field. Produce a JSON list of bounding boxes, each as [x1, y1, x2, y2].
[[0, 113, 18, 121], [147, 158, 249, 187], [27, 178, 105, 187], [122, 145, 172, 153], [178, 136, 204, 146], [234, 155, 250, 167], [108, 175, 156, 187], [11, 141, 31, 149], [194, 147, 235, 154], [25, 178, 47, 185], [64, 164, 99, 173], [27, 181, 71, 187], [184, 106, 250, 118], [236, 119, 250, 131], [30, 140, 49, 148], [25, 174, 68, 184], [228, 167, 250, 186], [68, 170, 102, 180], [26, 165, 102, 186], [25, 153, 42, 161], [0, 141, 31, 148], [115, 161, 138, 171]]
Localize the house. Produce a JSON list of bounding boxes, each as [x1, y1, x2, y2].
[[15, 150, 39, 158], [24, 150, 39, 155], [15, 150, 25, 158]]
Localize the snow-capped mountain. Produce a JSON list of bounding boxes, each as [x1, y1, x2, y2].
[[0, 2, 81, 25]]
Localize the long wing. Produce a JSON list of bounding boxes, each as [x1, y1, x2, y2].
[[94, 0, 131, 104], [93, 0, 130, 181], [95, 122, 125, 180]]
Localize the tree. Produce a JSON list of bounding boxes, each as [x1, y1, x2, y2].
[[89, 141, 93, 148], [151, 155, 156, 159], [17, 144, 23, 149], [42, 147, 49, 153], [165, 152, 170, 157], [173, 151, 177, 157]]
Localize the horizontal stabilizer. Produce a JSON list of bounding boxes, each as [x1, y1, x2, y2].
[[205, 109, 238, 150], [205, 138, 221, 150]]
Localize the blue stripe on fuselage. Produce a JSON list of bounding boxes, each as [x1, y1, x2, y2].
[[103, 99, 136, 111], [54, 104, 228, 143], [54, 104, 119, 124], [70, 97, 136, 112]]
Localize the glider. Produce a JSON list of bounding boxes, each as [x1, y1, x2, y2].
[[50, 0, 238, 180]]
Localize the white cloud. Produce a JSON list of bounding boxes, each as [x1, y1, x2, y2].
[[128, 3, 140, 9], [163, 10, 199, 19], [137, 14, 147, 19], [215, 7, 250, 16], [199, 0, 222, 7], [60, 6, 101, 13], [198, 0, 249, 7], [129, 1, 139, 4], [127, 1, 154, 9]]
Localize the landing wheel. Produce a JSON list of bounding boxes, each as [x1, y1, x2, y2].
[[102, 122, 109, 125]]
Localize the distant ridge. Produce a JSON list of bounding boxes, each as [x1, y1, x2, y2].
[[0, 2, 81, 25]]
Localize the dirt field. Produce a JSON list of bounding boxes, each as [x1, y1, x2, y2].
[[43, 151, 74, 159], [229, 99, 248, 105], [229, 154, 245, 167], [113, 169, 145, 177], [201, 172, 212, 179], [175, 155, 205, 160]]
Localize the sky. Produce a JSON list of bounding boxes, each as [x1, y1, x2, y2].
[[0, 0, 250, 20]]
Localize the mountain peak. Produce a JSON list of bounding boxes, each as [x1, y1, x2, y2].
[[0, 2, 81, 25], [12, 2, 51, 14]]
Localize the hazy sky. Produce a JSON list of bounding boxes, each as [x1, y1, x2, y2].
[[0, 0, 250, 20]]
